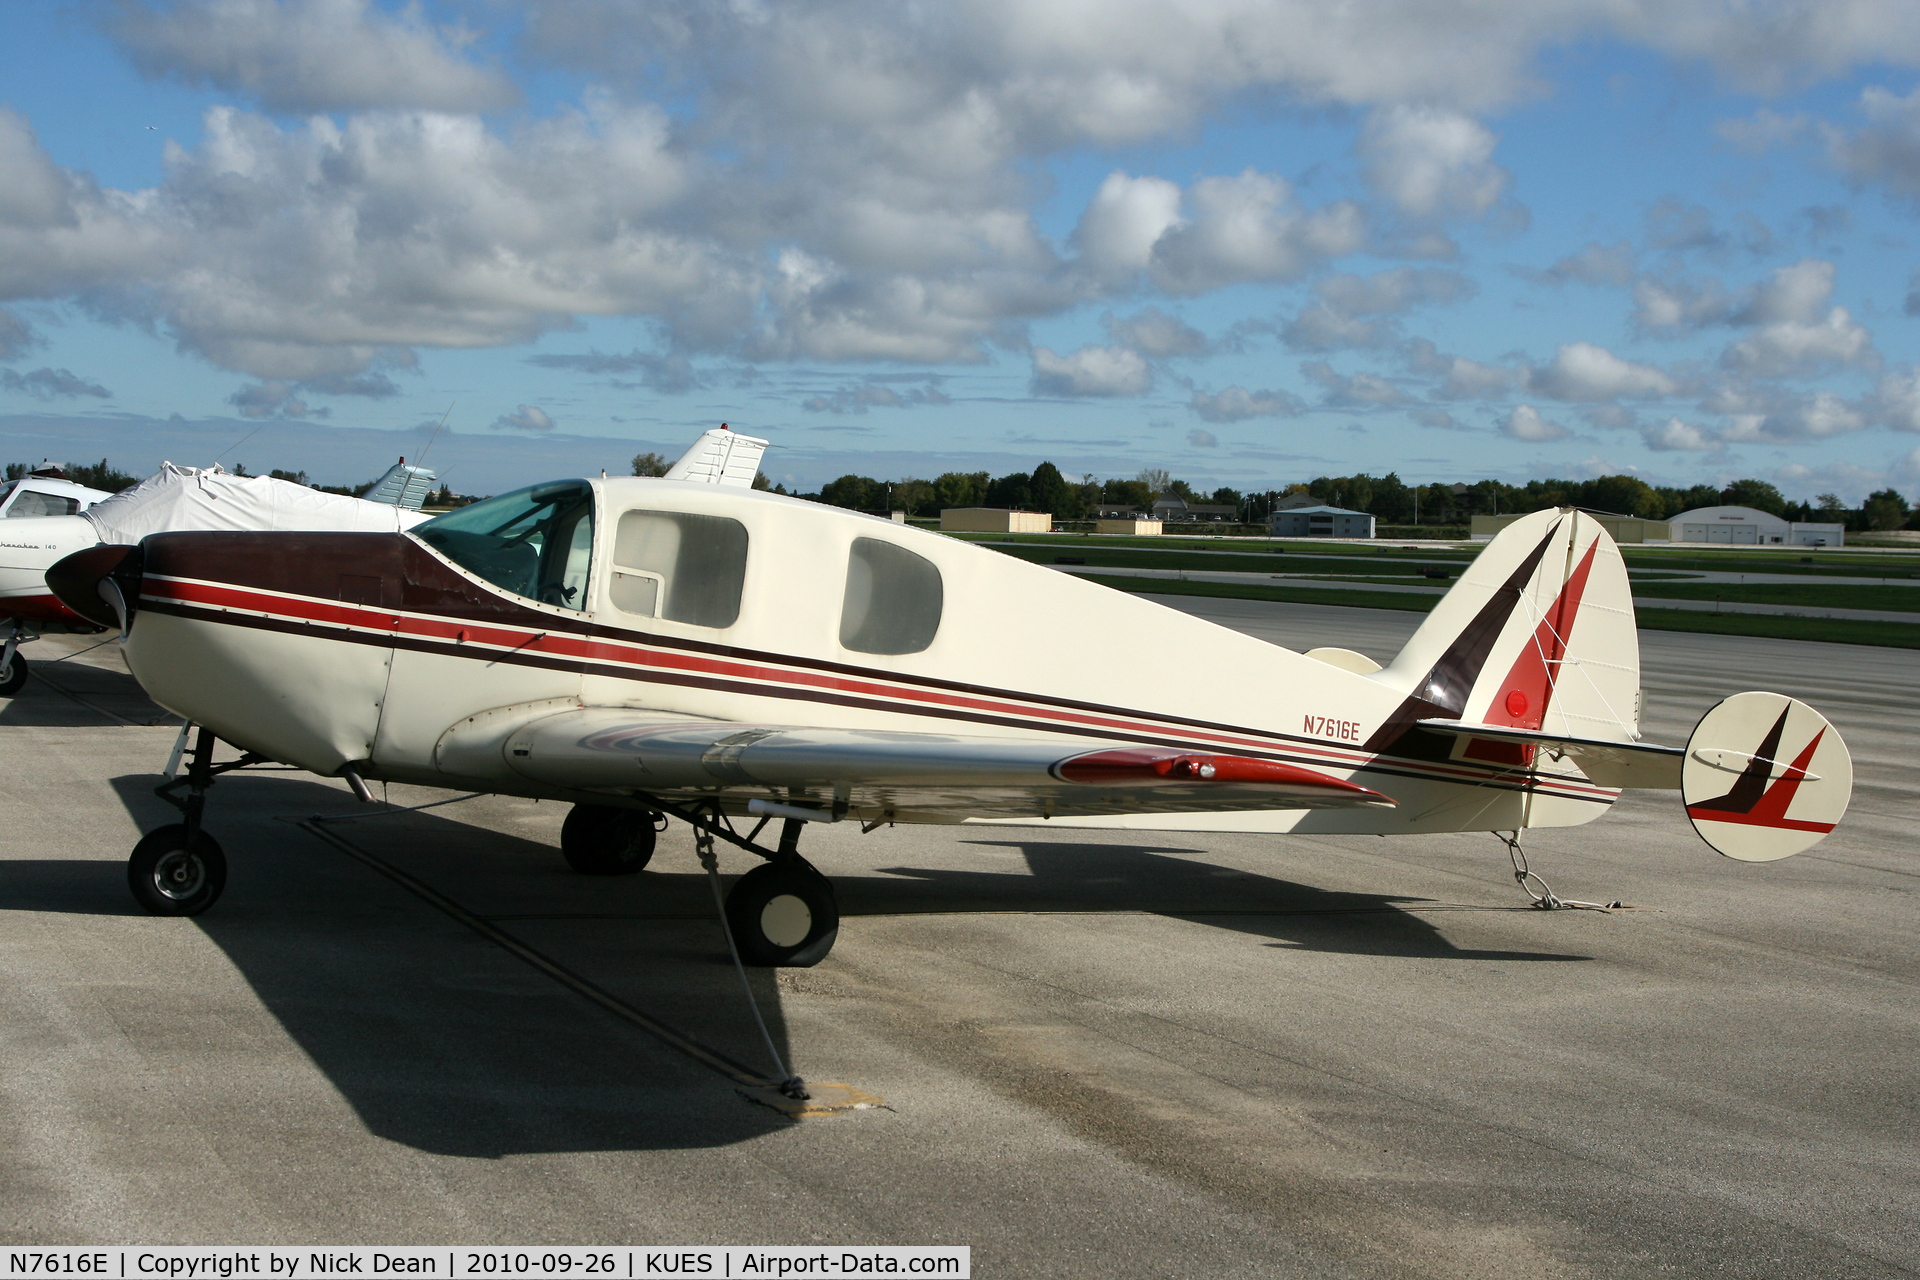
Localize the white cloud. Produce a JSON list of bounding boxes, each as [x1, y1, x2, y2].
[[1868, 368, 1920, 432], [1721, 307, 1875, 376], [0, 0, 1908, 393], [1642, 417, 1720, 450], [113, 0, 519, 114], [1359, 106, 1508, 219], [1302, 360, 1411, 407], [229, 380, 319, 418], [1714, 389, 1865, 442], [1827, 84, 1920, 203], [1716, 108, 1810, 153], [0, 109, 77, 231], [1148, 170, 1366, 294], [801, 381, 949, 413], [528, 349, 705, 395], [1501, 404, 1568, 441], [1528, 240, 1636, 287], [1282, 305, 1396, 352], [1, 367, 112, 400], [0, 307, 37, 360], [493, 404, 555, 432], [1528, 342, 1677, 401], [1643, 197, 1727, 253], [1315, 267, 1475, 314], [1030, 344, 1151, 396], [1405, 339, 1516, 399], [1073, 173, 1183, 278], [1187, 429, 1219, 447], [1731, 259, 1836, 324], [1189, 386, 1302, 422], [1104, 307, 1208, 357], [1282, 267, 1472, 351], [1633, 276, 1733, 331]]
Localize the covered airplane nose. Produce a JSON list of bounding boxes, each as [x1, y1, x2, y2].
[[48, 543, 143, 634]]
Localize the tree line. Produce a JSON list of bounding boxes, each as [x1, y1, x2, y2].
[[12, 455, 1915, 533], [777, 462, 1919, 532]]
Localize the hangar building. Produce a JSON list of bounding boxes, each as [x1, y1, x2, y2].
[[1269, 505, 1375, 538], [1669, 506, 1845, 547]]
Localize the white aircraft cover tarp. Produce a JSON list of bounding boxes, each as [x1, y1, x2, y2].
[[82, 463, 430, 544]]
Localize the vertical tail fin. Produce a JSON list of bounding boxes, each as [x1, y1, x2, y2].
[[1371, 509, 1641, 746]]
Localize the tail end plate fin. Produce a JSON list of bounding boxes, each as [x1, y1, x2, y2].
[[1682, 691, 1851, 861]]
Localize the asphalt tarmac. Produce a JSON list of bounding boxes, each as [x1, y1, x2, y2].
[[2, 606, 1915, 1278]]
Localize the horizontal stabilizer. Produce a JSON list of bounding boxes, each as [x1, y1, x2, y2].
[[362, 459, 437, 509], [496, 709, 1393, 822], [665, 427, 767, 487], [1416, 719, 1683, 790]]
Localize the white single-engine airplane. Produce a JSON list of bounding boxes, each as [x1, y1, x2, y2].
[[48, 429, 1852, 966], [2, 458, 435, 695]]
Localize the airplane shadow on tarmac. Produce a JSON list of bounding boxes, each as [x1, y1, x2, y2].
[[41, 772, 801, 1158], [862, 841, 1591, 963], [9, 724, 1577, 1160]]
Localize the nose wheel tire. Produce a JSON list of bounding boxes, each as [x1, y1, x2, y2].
[[128, 824, 227, 916], [560, 803, 659, 875], [725, 859, 839, 967], [0, 651, 26, 696]]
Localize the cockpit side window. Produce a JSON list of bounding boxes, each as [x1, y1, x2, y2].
[[840, 537, 942, 655], [610, 510, 748, 628], [413, 481, 594, 608]]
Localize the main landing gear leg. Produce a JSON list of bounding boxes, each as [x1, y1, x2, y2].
[[641, 797, 842, 967], [129, 727, 267, 916], [723, 818, 840, 968]]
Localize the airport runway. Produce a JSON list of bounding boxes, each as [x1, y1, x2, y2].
[[2, 605, 1915, 1277]]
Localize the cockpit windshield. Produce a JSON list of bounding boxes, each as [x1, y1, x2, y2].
[[413, 480, 594, 609]]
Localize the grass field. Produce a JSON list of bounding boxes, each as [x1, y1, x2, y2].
[[1077, 574, 1920, 649], [947, 529, 1920, 580], [1628, 582, 1920, 612]]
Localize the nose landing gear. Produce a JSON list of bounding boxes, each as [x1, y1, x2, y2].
[[129, 725, 266, 917]]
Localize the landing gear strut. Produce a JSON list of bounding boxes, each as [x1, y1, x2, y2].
[[130, 725, 265, 917], [0, 621, 32, 696], [638, 798, 842, 967], [723, 821, 839, 967]]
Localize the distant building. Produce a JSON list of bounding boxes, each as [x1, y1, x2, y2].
[[1151, 497, 1239, 522], [1471, 512, 1671, 544], [1095, 518, 1162, 536], [1271, 493, 1322, 512], [1668, 505, 1844, 547], [1092, 503, 1145, 519], [940, 508, 1051, 534], [1269, 505, 1375, 538]]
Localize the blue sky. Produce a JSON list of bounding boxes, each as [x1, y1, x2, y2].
[[3, 1, 1919, 500]]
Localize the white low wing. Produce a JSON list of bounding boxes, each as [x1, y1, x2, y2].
[[492, 708, 1395, 823], [1416, 718, 1684, 789]]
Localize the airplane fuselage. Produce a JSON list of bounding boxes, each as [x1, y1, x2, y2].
[[112, 479, 1620, 836]]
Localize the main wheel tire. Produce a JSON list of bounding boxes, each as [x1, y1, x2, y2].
[[128, 824, 227, 916], [560, 803, 658, 875], [725, 860, 839, 967], [0, 650, 26, 696]]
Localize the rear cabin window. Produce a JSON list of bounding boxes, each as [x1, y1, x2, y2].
[[610, 510, 748, 629], [840, 537, 942, 655], [4, 488, 79, 518], [413, 481, 594, 609]]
